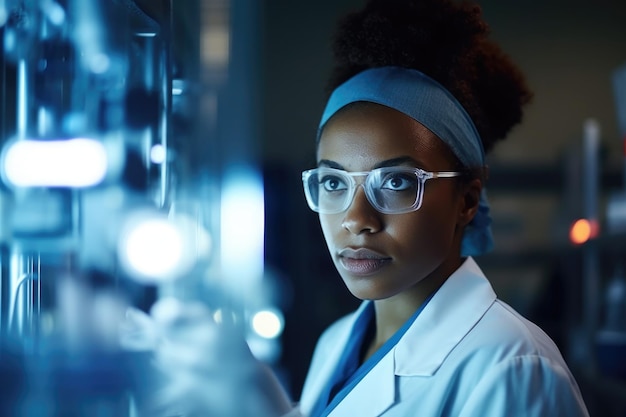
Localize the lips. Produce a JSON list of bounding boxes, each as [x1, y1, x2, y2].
[[338, 248, 391, 276]]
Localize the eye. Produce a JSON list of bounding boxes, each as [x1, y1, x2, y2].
[[380, 172, 415, 191], [320, 174, 348, 192]]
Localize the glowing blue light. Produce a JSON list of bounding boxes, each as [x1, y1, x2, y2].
[[41, 0, 66, 26], [2, 138, 108, 187], [118, 210, 212, 283], [89, 53, 111, 74], [220, 168, 265, 286], [150, 144, 166, 164], [251, 309, 284, 339], [0, 2, 7, 27], [120, 216, 184, 280]]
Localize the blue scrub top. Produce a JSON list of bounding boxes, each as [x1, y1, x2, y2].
[[310, 294, 435, 417]]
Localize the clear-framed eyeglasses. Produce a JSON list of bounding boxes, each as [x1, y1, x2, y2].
[[301, 166, 464, 215]]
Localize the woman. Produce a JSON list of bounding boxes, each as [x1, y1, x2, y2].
[[128, 0, 590, 416], [291, 1, 589, 415]]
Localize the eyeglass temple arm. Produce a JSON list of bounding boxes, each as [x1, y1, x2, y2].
[[432, 165, 489, 180], [431, 171, 464, 179]]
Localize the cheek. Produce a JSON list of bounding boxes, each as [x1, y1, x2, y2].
[[319, 215, 340, 251], [390, 200, 458, 261]]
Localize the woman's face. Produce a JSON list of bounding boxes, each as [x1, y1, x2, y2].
[[317, 102, 468, 301]]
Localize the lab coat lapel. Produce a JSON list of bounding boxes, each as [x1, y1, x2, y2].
[[303, 258, 495, 416], [395, 257, 497, 376], [328, 350, 396, 417], [323, 263, 488, 417], [299, 302, 371, 415]]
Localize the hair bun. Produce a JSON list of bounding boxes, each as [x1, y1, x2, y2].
[[327, 0, 532, 153]]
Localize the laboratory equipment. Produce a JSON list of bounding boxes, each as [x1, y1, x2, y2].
[[0, 0, 284, 415]]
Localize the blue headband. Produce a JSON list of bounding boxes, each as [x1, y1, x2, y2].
[[318, 66, 493, 257]]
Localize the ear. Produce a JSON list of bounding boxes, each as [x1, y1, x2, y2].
[[457, 178, 482, 228]]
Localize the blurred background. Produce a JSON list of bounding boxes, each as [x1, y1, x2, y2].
[[0, 0, 625, 416]]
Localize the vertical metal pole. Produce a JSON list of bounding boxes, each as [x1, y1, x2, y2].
[[1, 19, 6, 141], [6, 249, 41, 350], [8, 251, 24, 336], [16, 59, 28, 138], [34, 253, 41, 349], [159, 0, 172, 209], [611, 64, 626, 188], [219, 0, 265, 299], [197, 0, 230, 299], [582, 118, 600, 369]]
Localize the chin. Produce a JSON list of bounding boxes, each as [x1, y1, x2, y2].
[[343, 278, 397, 301]]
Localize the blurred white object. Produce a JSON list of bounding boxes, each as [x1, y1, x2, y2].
[[0, 0, 7, 27], [150, 144, 167, 164], [117, 209, 211, 283], [121, 217, 184, 278], [0, 137, 124, 188], [603, 267, 626, 332], [57, 275, 129, 351], [251, 308, 284, 339], [607, 192, 626, 233], [119, 306, 161, 352], [220, 168, 265, 291], [144, 297, 293, 417]]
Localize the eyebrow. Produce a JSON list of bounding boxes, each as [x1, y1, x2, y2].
[[318, 156, 423, 170]]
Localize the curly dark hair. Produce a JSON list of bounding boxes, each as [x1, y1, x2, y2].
[[327, 0, 532, 154]]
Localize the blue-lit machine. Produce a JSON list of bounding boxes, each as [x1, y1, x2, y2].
[[0, 0, 281, 415]]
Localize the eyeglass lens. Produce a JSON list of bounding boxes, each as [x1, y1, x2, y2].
[[304, 167, 423, 214]]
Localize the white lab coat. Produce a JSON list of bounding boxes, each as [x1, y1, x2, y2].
[[294, 257, 589, 417]]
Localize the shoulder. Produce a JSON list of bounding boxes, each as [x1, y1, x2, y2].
[[443, 296, 570, 381], [456, 354, 589, 417], [434, 293, 577, 381], [466, 299, 562, 359], [437, 301, 589, 416]]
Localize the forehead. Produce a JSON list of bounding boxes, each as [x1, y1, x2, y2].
[[317, 102, 454, 171]]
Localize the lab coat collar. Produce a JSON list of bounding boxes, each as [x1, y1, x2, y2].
[[299, 301, 373, 415], [328, 257, 496, 416], [394, 256, 496, 376], [329, 345, 396, 416]]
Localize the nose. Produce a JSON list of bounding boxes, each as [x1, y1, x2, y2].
[[341, 186, 383, 235]]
